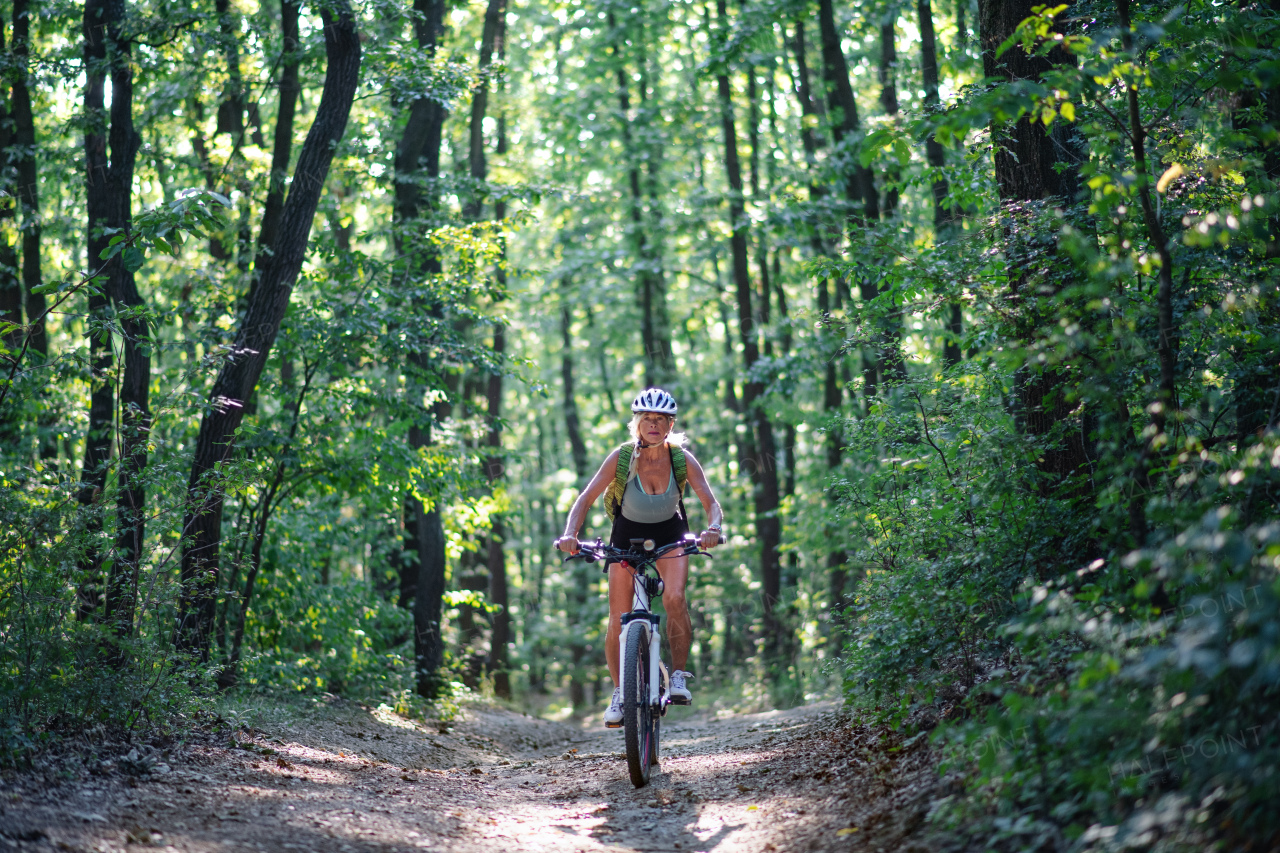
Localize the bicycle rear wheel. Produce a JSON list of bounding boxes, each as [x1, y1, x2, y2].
[[622, 625, 653, 788]]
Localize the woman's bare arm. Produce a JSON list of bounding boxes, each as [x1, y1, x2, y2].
[[683, 449, 724, 546], [555, 448, 622, 553]]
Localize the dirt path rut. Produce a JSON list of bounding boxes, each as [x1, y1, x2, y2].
[[1, 698, 937, 853]]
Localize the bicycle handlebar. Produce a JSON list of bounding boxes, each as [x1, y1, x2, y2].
[[558, 533, 719, 568]]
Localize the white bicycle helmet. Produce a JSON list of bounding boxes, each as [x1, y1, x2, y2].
[[631, 388, 678, 415]]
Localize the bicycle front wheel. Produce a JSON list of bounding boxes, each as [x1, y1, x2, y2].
[[622, 625, 653, 788]]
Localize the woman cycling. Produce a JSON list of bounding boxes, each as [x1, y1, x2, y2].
[[555, 388, 724, 727]]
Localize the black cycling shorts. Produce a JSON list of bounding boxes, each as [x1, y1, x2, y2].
[[609, 513, 689, 556]]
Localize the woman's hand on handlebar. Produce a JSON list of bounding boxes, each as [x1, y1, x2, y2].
[[698, 529, 722, 550], [555, 535, 580, 555]]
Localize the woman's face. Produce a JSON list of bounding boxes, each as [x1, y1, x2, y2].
[[638, 412, 673, 445]]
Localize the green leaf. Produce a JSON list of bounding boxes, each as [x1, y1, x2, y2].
[[123, 246, 146, 273]]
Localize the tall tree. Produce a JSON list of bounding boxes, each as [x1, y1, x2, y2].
[[790, 20, 849, 638], [484, 328, 510, 697], [484, 15, 512, 699], [176, 0, 362, 660], [817, 0, 882, 400], [610, 7, 673, 387], [463, 0, 506, 219], [876, 14, 906, 383], [74, 0, 122, 622], [713, 0, 785, 666], [86, 0, 148, 642], [978, 0, 1089, 481], [250, 0, 302, 299], [559, 272, 594, 711], [917, 0, 963, 366], [394, 0, 450, 696], [461, 0, 511, 695], [12, 0, 45, 362], [0, 48, 18, 362]]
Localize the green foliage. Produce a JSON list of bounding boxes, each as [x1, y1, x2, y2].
[[238, 576, 414, 699], [836, 371, 1063, 723], [830, 0, 1280, 847], [0, 483, 206, 767]]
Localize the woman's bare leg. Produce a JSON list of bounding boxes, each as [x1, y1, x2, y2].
[[605, 563, 634, 687], [655, 554, 691, 670]]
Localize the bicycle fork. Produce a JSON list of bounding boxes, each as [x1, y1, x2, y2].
[[619, 613, 669, 712]]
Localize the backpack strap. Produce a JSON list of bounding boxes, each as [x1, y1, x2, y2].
[[604, 442, 636, 521], [669, 445, 689, 522], [669, 445, 687, 495]]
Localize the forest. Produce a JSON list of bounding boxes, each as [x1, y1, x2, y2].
[[1, 0, 1278, 846]]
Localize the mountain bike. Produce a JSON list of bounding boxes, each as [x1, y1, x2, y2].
[[563, 534, 714, 788]]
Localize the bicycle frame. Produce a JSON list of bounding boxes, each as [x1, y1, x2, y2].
[[617, 556, 668, 716]]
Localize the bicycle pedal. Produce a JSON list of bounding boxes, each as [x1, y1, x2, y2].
[[605, 719, 623, 729], [669, 695, 691, 706]]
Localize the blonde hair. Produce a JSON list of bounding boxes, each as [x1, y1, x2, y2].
[[627, 413, 687, 448]]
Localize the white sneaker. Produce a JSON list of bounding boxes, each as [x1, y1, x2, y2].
[[669, 670, 693, 705], [604, 687, 624, 728]]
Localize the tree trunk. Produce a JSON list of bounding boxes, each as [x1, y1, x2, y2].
[[176, 0, 361, 660], [394, 0, 450, 695], [91, 0, 148, 643], [877, 19, 900, 216], [877, 18, 907, 384], [76, 0, 130, 624], [917, 0, 963, 367], [979, 0, 1089, 482], [464, 1, 511, 696], [714, 0, 785, 668], [8, 0, 52, 462], [979, 0, 1080, 203], [0, 71, 18, 359], [817, 0, 881, 401], [412, 423, 448, 696], [560, 275, 592, 711], [74, 288, 113, 622], [560, 281, 589, 479], [247, 0, 301, 303], [611, 9, 673, 387], [463, 0, 506, 219], [817, 0, 877, 220], [0, 27, 18, 449], [790, 18, 849, 634], [485, 328, 510, 698], [214, 0, 248, 139]]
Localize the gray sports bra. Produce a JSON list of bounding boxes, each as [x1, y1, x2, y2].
[[620, 470, 681, 524]]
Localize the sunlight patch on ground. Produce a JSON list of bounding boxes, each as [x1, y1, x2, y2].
[[371, 703, 427, 730]]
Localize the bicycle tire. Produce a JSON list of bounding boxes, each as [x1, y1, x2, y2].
[[622, 626, 652, 788]]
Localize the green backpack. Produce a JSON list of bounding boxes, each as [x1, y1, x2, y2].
[[603, 442, 688, 522]]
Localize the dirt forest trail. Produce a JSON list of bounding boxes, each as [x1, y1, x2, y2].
[[1, 698, 938, 853]]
